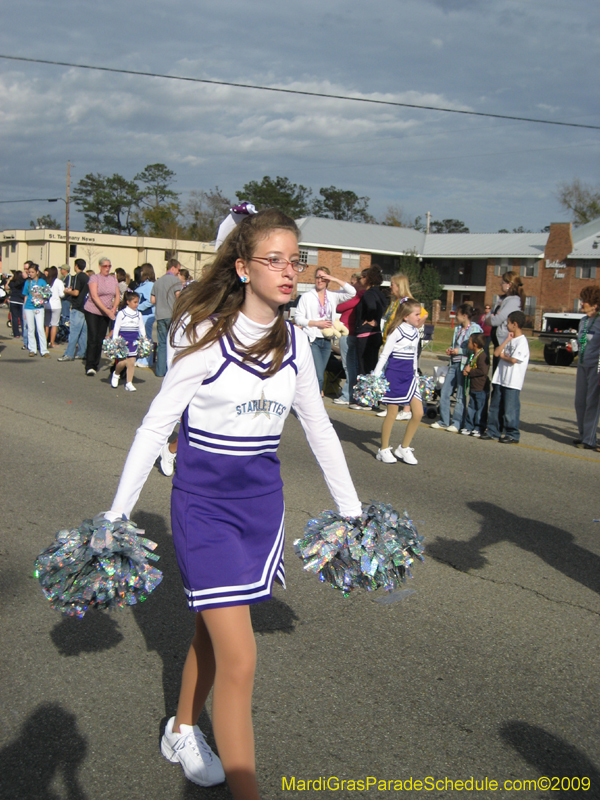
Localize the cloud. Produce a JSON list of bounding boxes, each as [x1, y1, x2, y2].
[[0, 0, 598, 234]]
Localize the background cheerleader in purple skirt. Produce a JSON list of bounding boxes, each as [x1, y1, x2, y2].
[[110, 290, 147, 391], [374, 297, 424, 465], [104, 209, 362, 799]]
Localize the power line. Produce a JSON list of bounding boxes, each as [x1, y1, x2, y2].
[[1, 53, 599, 131], [0, 198, 59, 204]]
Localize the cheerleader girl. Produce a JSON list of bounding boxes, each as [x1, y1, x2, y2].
[[374, 297, 424, 465], [111, 290, 146, 391], [103, 209, 362, 799]]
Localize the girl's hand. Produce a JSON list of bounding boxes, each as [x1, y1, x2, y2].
[[311, 319, 332, 329]]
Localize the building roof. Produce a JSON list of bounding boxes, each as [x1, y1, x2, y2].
[[296, 217, 548, 259], [568, 216, 600, 259], [296, 217, 424, 255], [422, 232, 547, 258]]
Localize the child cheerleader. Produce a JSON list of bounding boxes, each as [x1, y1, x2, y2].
[[111, 290, 146, 391], [103, 210, 362, 799], [374, 297, 424, 465]]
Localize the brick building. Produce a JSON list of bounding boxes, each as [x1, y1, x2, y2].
[[296, 216, 600, 326]]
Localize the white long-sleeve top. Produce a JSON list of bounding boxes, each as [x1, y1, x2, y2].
[[109, 312, 362, 519], [46, 278, 65, 311], [374, 322, 420, 376], [113, 307, 146, 339], [295, 284, 356, 342]]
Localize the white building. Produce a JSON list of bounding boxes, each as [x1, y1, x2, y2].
[[1, 228, 215, 278]]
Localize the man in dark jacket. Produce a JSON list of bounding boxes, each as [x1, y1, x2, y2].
[[58, 259, 89, 361]]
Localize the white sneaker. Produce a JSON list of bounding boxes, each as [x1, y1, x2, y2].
[[460, 428, 471, 435], [376, 408, 388, 417], [394, 445, 418, 465], [429, 422, 446, 429], [125, 382, 136, 392], [111, 371, 120, 388], [160, 442, 176, 476], [397, 410, 412, 421], [446, 425, 460, 433], [333, 398, 349, 405], [376, 447, 397, 464], [349, 403, 366, 410], [471, 430, 481, 438], [161, 717, 225, 787]]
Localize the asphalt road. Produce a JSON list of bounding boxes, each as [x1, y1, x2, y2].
[[1, 324, 599, 800]]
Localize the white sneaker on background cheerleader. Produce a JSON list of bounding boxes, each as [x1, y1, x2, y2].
[[376, 447, 397, 464], [161, 716, 225, 787], [111, 372, 120, 389], [394, 445, 418, 465], [125, 382, 136, 392], [160, 442, 176, 476]]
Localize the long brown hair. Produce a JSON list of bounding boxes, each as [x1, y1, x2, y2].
[[47, 265, 58, 287], [502, 271, 525, 308], [170, 208, 300, 377], [388, 298, 421, 336]]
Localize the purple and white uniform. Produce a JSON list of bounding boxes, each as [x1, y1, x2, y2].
[[374, 322, 421, 405], [109, 312, 361, 611], [113, 307, 146, 356]]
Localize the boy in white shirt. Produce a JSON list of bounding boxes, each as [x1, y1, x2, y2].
[[481, 310, 529, 444]]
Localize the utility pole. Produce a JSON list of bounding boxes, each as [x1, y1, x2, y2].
[[426, 211, 431, 234], [65, 161, 71, 267]]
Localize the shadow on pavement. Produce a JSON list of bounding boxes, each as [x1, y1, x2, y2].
[[327, 417, 380, 458], [251, 595, 299, 634], [500, 721, 599, 798], [0, 703, 88, 800], [518, 418, 579, 447], [50, 610, 124, 656], [427, 502, 600, 596]]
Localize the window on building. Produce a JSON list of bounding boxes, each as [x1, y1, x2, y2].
[[164, 250, 177, 262], [69, 244, 77, 258], [524, 296, 536, 316], [494, 257, 510, 276], [299, 247, 318, 265], [4, 246, 8, 258], [575, 262, 597, 279], [11, 243, 17, 253], [521, 259, 538, 277], [574, 299, 582, 312], [341, 251, 360, 268]]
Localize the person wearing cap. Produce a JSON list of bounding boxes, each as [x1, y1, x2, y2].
[[59, 265, 71, 321]]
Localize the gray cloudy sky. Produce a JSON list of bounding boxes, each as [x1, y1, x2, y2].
[[0, 0, 598, 234]]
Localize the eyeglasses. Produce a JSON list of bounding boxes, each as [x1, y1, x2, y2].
[[250, 256, 307, 273]]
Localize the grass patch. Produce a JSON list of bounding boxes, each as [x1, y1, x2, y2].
[[426, 324, 546, 360]]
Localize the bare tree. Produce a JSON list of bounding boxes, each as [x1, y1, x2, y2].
[[557, 179, 600, 226], [381, 204, 413, 227]]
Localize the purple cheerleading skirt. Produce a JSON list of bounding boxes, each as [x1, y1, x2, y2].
[[170, 487, 286, 612], [382, 358, 421, 405], [120, 330, 139, 357]]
